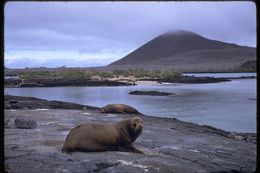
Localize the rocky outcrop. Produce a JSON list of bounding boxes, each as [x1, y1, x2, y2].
[[139, 75, 230, 84], [4, 95, 256, 172], [4, 95, 99, 110], [15, 118, 37, 129], [4, 78, 134, 88], [129, 90, 174, 96]]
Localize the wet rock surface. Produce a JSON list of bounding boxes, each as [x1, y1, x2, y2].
[[15, 118, 37, 129], [4, 96, 256, 173], [5, 95, 100, 110]]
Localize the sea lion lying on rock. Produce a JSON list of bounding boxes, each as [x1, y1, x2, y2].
[[62, 116, 144, 154], [100, 104, 141, 114]]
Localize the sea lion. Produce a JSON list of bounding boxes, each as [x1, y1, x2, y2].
[[100, 104, 141, 114], [62, 116, 144, 154]]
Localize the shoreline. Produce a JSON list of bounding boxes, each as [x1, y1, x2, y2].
[[5, 75, 256, 88], [4, 94, 256, 141], [4, 74, 238, 88], [4, 95, 256, 172]]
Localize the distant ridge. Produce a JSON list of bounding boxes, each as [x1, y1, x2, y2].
[[107, 30, 256, 72]]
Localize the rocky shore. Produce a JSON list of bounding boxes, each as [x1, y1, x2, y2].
[[4, 75, 232, 88], [139, 75, 231, 84], [4, 95, 99, 110], [4, 78, 134, 88], [4, 95, 256, 173]]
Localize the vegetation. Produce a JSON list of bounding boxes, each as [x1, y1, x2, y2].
[[18, 69, 93, 80], [239, 60, 256, 72], [5, 67, 182, 80]]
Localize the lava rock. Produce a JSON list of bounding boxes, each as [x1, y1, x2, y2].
[[129, 90, 174, 96], [15, 118, 37, 129], [10, 100, 18, 104]]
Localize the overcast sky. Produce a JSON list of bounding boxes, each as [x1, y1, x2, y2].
[[4, 1, 256, 69]]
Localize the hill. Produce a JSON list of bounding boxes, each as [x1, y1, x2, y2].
[[108, 31, 256, 72]]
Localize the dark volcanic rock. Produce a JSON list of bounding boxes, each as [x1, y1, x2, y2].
[[4, 95, 256, 173], [4, 95, 99, 110], [129, 90, 174, 96], [15, 118, 37, 129], [5, 78, 133, 88], [139, 75, 230, 84], [9, 100, 18, 104]]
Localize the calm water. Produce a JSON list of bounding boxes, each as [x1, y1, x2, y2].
[[184, 72, 256, 78], [5, 74, 256, 133]]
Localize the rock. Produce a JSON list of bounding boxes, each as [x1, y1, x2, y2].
[[233, 135, 245, 140], [129, 90, 174, 96], [5, 105, 12, 109], [5, 162, 11, 173], [15, 118, 37, 129], [139, 76, 230, 84], [4, 96, 256, 172], [4, 95, 99, 110], [5, 78, 133, 87], [9, 100, 18, 104], [246, 136, 256, 144]]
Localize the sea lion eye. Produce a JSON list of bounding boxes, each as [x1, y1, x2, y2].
[[133, 123, 137, 127]]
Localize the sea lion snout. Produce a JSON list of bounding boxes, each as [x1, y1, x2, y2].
[[132, 117, 144, 133], [136, 124, 143, 133], [136, 122, 143, 132]]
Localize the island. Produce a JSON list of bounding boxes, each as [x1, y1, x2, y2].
[[129, 90, 174, 96], [4, 68, 232, 88]]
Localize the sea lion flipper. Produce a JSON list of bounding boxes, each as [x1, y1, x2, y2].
[[117, 145, 144, 154], [130, 146, 144, 154]]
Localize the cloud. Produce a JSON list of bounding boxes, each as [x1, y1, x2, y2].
[[4, 1, 256, 68], [4, 49, 131, 68]]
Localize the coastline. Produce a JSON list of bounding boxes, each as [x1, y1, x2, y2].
[[4, 95, 256, 172], [4, 75, 234, 88], [4, 71, 256, 88]]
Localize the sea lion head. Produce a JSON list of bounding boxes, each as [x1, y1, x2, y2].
[[127, 116, 144, 143], [131, 116, 144, 135], [116, 116, 144, 144], [100, 104, 113, 113]]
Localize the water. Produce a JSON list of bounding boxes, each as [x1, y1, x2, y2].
[[184, 72, 256, 78], [5, 75, 256, 133]]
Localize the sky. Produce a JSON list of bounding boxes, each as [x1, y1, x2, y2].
[[4, 1, 256, 69]]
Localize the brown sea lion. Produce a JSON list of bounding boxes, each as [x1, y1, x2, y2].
[[62, 116, 144, 154], [100, 104, 141, 114]]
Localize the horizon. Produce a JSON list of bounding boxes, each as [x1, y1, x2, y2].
[[4, 1, 256, 69]]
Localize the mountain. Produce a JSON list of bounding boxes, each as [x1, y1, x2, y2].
[[108, 31, 256, 72]]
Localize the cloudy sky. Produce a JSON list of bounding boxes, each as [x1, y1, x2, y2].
[[4, 1, 256, 68]]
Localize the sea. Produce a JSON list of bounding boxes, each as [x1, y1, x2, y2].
[[4, 73, 256, 133]]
